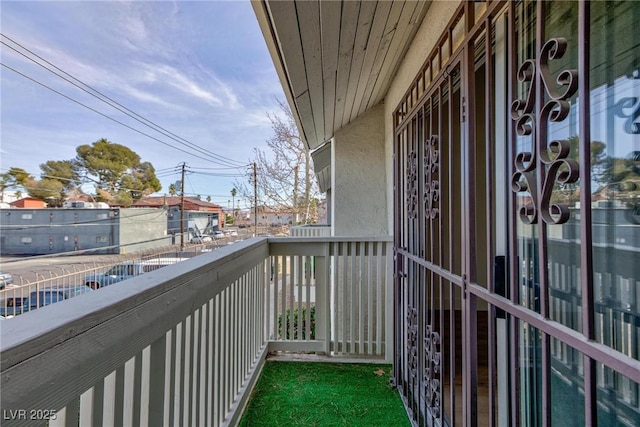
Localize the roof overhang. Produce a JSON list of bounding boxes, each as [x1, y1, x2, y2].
[[252, 0, 431, 156], [310, 141, 331, 193]]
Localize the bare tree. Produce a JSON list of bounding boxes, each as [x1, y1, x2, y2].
[[236, 99, 321, 224]]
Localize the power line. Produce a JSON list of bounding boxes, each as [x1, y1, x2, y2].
[[1, 33, 249, 168], [1, 62, 237, 165]]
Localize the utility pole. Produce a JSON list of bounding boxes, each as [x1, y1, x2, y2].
[[180, 162, 186, 249], [253, 162, 258, 236]]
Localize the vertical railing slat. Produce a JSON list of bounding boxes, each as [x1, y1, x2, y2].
[[351, 242, 357, 354], [214, 294, 221, 427], [173, 323, 183, 427], [132, 349, 144, 427], [183, 315, 192, 427], [234, 279, 240, 397], [296, 255, 303, 340], [147, 332, 166, 427], [274, 256, 280, 340], [103, 371, 117, 427], [385, 241, 393, 359], [305, 255, 311, 340], [113, 365, 126, 427], [221, 289, 229, 421], [199, 304, 207, 427], [367, 241, 374, 355], [376, 242, 383, 355], [191, 309, 200, 427], [266, 257, 272, 341], [79, 387, 93, 427], [122, 356, 135, 427], [92, 378, 105, 427], [342, 242, 348, 354], [206, 299, 214, 427], [359, 241, 366, 354], [140, 347, 151, 427]]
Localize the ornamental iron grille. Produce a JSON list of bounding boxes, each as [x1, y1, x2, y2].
[[424, 136, 440, 220], [423, 325, 441, 418], [407, 149, 419, 219], [406, 135, 439, 221], [511, 37, 579, 225], [407, 307, 419, 381]]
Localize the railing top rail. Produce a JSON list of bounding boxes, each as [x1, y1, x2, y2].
[[0, 238, 269, 372], [269, 236, 393, 244]]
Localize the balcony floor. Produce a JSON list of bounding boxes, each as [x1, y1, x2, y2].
[[239, 358, 410, 426]]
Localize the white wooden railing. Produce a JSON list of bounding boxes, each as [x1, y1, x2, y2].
[[0, 236, 392, 427], [288, 224, 331, 237]]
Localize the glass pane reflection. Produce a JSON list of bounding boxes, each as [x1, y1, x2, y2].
[[589, 1, 640, 359]]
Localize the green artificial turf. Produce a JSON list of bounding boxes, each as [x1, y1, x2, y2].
[[239, 361, 410, 427]]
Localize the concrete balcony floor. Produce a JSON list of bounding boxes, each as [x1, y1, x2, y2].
[[239, 356, 410, 427]]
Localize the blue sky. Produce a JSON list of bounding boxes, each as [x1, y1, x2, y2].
[[1, 0, 286, 209]]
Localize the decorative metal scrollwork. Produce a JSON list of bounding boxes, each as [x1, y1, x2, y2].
[[407, 308, 418, 381], [424, 325, 441, 418], [424, 136, 439, 219], [407, 150, 418, 219], [511, 38, 580, 225], [614, 97, 640, 135]]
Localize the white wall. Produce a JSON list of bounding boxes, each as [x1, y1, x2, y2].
[[332, 104, 387, 236]]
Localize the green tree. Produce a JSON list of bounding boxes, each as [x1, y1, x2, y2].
[[25, 177, 65, 206], [551, 137, 607, 204], [168, 183, 177, 196], [40, 160, 80, 189], [0, 167, 30, 202], [37, 160, 82, 201], [75, 138, 161, 204], [597, 153, 640, 204]]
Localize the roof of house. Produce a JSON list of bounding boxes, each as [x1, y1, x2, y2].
[[131, 196, 222, 209], [9, 197, 47, 207]]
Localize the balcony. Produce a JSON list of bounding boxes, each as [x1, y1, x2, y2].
[[0, 236, 394, 426]]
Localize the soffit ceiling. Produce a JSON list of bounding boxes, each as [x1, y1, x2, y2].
[[253, 0, 432, 152]]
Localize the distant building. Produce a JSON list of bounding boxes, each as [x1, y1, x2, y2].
[[9, 197, 47, 209], [132, 196, 224, 235], [0, 208, 171, 255]]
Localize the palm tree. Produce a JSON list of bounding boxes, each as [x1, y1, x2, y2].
[[168, 183, 177, 196], [231, 187, 237, 218]]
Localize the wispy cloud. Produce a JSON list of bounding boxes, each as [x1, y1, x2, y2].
[[155, 65, 224, 106]]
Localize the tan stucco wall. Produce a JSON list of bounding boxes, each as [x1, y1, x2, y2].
[[332, 103, 387, 236], [384, 0, 462, 233]]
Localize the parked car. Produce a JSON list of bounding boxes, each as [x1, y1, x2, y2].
[[190, 234, 213, 244], [0, 296, 29, 317], [30, 286, 93, 307], [0, 271, 14, 289], [0, 285, 93, 317], [213, 230, 225, 239], [84, 257, 188, 289]]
